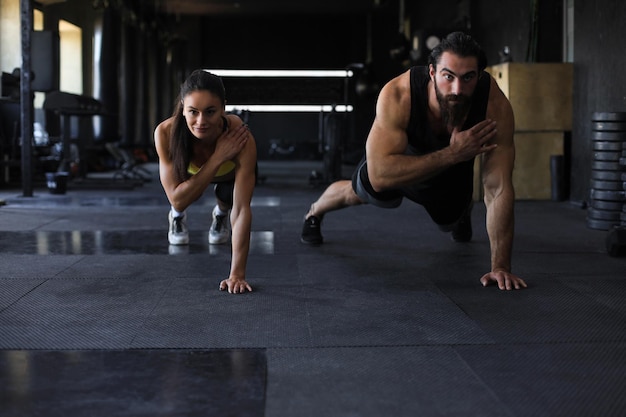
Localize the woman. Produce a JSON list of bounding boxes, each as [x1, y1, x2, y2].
[[154, 70, 256, 294]]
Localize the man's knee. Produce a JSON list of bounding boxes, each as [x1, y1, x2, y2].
[[328, 180, 363, 206], [345, 185, 364, 205], [352, 166, 402, 208]]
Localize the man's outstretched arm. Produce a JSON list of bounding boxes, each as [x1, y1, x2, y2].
[[481, 77, 527, 290]]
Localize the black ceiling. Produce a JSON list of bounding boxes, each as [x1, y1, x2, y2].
[[149, 0, 386, 16]]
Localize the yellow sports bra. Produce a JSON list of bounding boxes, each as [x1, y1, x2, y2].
[[186, 115, 236, 177], [188, 160, 236, 177]]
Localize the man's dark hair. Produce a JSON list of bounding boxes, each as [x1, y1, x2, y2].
[[428, 32, 487, 72]]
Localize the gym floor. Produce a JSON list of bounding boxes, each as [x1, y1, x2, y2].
[[0, 161, 624, 417]]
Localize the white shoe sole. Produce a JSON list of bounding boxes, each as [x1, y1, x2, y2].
[[168, 234, 189, 245], [208, 234, 229, 245]]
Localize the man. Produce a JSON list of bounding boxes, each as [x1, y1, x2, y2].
[[300, 32, 526, 291]]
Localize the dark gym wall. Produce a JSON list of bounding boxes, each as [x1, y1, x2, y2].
[[571, 0, 626, 203], [35, 0, 626, 202], [174, 9, 397, 161], [188, 15, 367, 70], [471, 0, 563, 65], [41, 0, 176, 151]]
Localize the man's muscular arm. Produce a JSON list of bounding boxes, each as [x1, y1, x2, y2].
[[480, 77, 527, 290], [365, 71, 498, 193]]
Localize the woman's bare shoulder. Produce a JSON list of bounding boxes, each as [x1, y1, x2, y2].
[[154, 117, 175, 156], [155, 117, 174, 134], [224, 113, 244, 128], [155, 117, 174, 141]]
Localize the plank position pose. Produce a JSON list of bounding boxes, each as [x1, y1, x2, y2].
[[301, 32, 527, 290], [155, 70, 257, 294]]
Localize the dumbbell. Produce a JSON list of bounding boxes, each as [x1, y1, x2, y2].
[[606, 226, 626, 257]]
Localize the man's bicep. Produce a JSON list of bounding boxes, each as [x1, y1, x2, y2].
[[365, 115, 410, 158], [366, 81, 411, 154]]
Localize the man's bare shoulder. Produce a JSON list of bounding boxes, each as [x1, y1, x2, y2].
[[486, 76, 513, 121], [380, 69, 411, 98], [377, 69, 412, 121]]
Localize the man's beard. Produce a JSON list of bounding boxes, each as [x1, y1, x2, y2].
[[434, 80, 472, 129]]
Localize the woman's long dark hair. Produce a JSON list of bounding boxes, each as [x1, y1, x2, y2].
[[169, 69, 226, 183]]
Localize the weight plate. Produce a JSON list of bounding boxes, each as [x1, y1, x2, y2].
[[592, 161, 625, 171], [592, 121, 626, 131], [590, 179, 623, 190], [587, 208, 622, 221], [593, 141, 623, 151], [590, 189, 626, 201], [620, 157, 626, 165], [591, 131, 626, 141], [589, 199, 624, 210], [591, 170, 623, 181], [589, 208, 623, 220], [594, 151, 622, 161], [591, 112, 626, 122], [587, 217, 619, 230]]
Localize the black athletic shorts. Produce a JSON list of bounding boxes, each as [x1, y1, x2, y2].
[[351, 156, 474, 226], [212, 163, 258, 206]]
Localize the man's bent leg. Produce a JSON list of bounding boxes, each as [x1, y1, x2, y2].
[[301, 157, 403, 244], [301, 180, 363, 244]]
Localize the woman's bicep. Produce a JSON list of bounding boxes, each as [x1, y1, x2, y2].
[[154, 121, 181, 197]]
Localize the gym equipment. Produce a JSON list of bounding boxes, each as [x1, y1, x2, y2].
[[587, 112, 626, 230], [605, 226, 626, 257]]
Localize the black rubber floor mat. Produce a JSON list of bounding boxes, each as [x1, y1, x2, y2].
[[456, 342, 626, 417], [0, 349, 266, 417], [437, 278, 626, 344], [0, 277, 172, 349], [266, 346, 509, 417]]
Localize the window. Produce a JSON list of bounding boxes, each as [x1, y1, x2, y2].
[[58, 19, 82, 94]]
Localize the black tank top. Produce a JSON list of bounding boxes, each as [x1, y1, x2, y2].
[[404, 66, 491, 193], [407, 66, 491, 152]]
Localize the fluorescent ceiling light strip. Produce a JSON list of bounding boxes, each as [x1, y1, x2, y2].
[[226, 104, 353, 112], [207, 69, 353, 77]]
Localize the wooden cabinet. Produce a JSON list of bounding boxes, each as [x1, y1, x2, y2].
[[487, 63, 573, 132], [483, 63, 573, 199]]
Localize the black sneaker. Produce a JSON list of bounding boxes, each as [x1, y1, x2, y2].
[[452, 204, 473, 242], [301, 215, 323, 244]]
